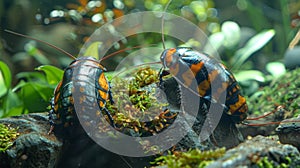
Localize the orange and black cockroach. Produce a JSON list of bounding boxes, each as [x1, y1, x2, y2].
[[4, 30, 135, 134], [156, 0, 248, 123], [48, 56, 115, 134], [157, 1, 298, 127], [4, 31, 143, 168], [159, 47, 248, 123], [4, 29, 159, 137], [156, 1, 300, 128]]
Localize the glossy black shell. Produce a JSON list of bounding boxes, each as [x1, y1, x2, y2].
[[48, 57, 114, 133]]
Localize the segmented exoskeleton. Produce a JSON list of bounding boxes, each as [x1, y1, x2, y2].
[[159, 47, 248, 123], [48, 56, 115, 134]]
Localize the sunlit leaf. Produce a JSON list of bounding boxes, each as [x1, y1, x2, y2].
[[221, 21, 240, 48], [0, 61, 12, 91], [82, 41, 103, 59], [234, 70, 266, 82], [232, 29, 275, 70], [0, 72, 7, 98], [105, 71, 115, 81], [36, 65, 63, 85], [206, 32, 224, 52], [266, 62, 286, 77], [12, 80, 27, 92]]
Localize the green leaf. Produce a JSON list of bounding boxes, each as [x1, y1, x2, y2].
[[12, 80, 27, 92], [207, 32, 224, 51], [0, 61, 12, 97], [2, 106, 25, 118], [105, 71, 115, 81], [234, 70, 266, 82], [1, 90, 23, 118], [25, 41, 50, 64], [232, 29, 275, 70], [266, 62, 286, 77], [16, 72, 47, 83], [82, 41, 103, 60], [20, 82, 53, 112], [35, 65, 63, 85], [221, 21, 241, 48], [0, 71, 7, 98]]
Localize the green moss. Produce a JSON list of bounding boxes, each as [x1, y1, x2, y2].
[[127, 67, 159, 111], [248, 68, 300, 119], [131, 66, 159, 88], [284, 156, 291, 165], [104, 67, 176, 136], [255, 155, 296, 168], [257, 157, 274, 168], [151, 148, 226, 168], [0, 124, 19, 152]]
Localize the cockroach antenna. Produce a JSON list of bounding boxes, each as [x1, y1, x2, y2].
[[4, 29, 77, 60], [161, 0, 172, 50]]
